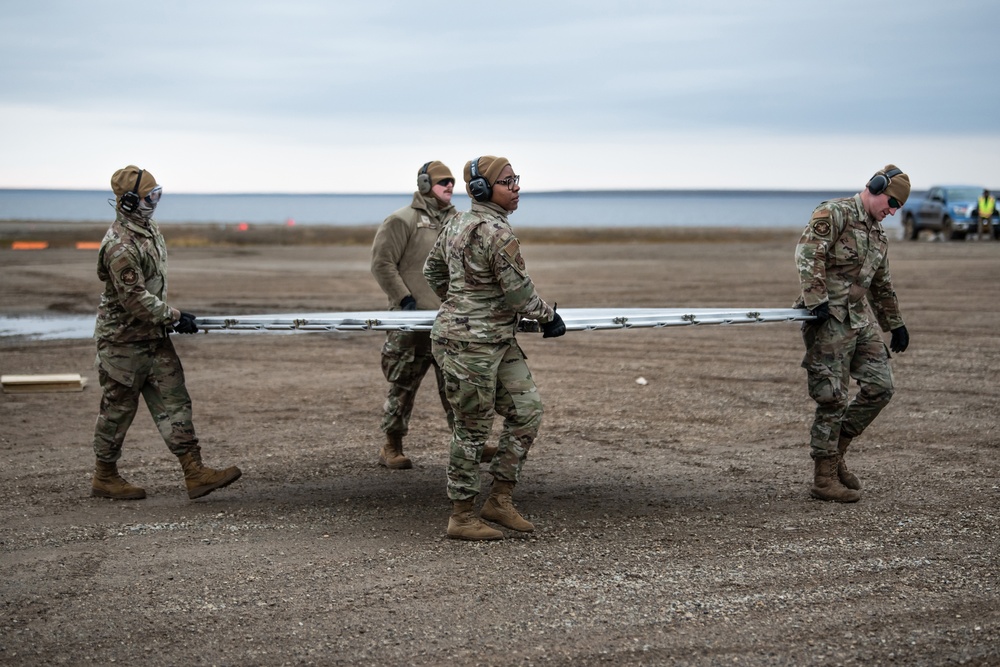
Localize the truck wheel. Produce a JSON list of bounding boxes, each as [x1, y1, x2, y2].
[[903, 214, 918, 240], [942, 216, 956, 241]]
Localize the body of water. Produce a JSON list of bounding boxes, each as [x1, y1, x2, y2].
[[0, 188, 866, 229], [0, 314, 96, 340]]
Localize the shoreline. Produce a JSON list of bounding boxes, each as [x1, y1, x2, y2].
[[0, 220, 799, 248]]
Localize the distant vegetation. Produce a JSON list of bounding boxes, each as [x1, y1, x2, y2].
[[0, 221, 796, 249]]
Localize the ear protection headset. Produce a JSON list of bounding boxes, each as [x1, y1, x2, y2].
[[119, 169, 145, 213], [867, 167, 903, 196], [468, 157, 492, 203], [417, 162, 432, 195]]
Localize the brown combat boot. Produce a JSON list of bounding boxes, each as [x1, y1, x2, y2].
[[810, 456, 861, 503], [178, 451, 242, 499], [481, 444, 498, 464], [378, 433, 412, 469], [447, 499, 503, 541], [837, 435, 861, 490], [91, 460, 146, 500], [481, 480, 535, 532]]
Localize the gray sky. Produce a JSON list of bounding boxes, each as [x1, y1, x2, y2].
[[2, 0, 998, 193]]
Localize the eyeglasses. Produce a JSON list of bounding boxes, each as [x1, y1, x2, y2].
[[494, 175, 520, 191], [888, 196, 902, 209], [144, 186, 162, 206], [436, 178, 455, 187]]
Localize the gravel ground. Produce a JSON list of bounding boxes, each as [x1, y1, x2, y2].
[[1, 232, 998, 666]]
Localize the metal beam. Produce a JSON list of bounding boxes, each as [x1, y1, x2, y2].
[[195, 308, 814, 334]]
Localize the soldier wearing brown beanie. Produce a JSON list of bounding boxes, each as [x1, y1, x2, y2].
[[370, 160, 463, 470], [91, 165, 242, 501], [425, 155, 566, 540], [794, 164, 911, 503]]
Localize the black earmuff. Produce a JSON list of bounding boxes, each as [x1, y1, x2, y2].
[[119, 169, 144, 213], [417, 161, 432, 195], [867, 167, 903, 196], [468, 157, 492, 203]]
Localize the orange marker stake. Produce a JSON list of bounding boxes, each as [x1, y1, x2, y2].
[[11, 241, 49, 250]]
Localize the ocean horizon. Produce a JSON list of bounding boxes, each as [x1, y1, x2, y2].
[[0, 187, 904, 229]]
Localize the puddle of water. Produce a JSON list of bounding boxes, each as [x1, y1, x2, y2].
[[0, 315, 96, 341]]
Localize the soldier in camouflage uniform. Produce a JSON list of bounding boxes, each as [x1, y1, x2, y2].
[[794, 164, 911, 503], [370, 161, 462, 470], [424, 155, 566, 540], [91, 165, 241, 501]]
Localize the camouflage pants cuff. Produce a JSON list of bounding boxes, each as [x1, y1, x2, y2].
[[809, 444, 839, 460], [172, 443, 200, 458]]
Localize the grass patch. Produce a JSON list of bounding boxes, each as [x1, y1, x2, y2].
[[0, 220, 796, 248]]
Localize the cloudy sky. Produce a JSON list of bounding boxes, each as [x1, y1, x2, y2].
[[2, 0, 998, 193]]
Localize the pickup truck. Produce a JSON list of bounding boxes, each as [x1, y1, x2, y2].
[[899, 185, 996, 241]]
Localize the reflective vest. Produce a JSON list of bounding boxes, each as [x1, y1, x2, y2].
[[979, 195, 996, 218]]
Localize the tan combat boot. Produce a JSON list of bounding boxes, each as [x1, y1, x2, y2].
[[378, 434, 412, 469], [481, 480, 535, 532], [178, 451, 242, 499], [810, 456, 861, 503], [837, 435, 861, 490], [447, 499, 503, 540], [91, 460, 146, 500]]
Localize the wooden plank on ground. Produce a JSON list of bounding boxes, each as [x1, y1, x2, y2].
[[1, 374, 88, 393]]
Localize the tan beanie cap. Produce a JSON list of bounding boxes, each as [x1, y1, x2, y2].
[[881, 164, 910, 206], [463, 155, 510, 198], [424, 161, 454, 185], [111, 165, 158, 200]]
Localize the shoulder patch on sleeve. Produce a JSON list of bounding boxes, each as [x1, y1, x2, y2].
[[120, 267, 138, 286], [809, 210, 832, 238], [502, 236, 519, 257], [500, 235, 526, 273]]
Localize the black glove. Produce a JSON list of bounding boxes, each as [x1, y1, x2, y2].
[[542, 311, 566, 338], [173, 311, 198, 334], [399, 295, 417, 311], [809, 302, 831, 323], [890, 325, 909, 353]]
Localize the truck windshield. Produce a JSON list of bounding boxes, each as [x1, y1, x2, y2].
[[948, 188, 982, 200]]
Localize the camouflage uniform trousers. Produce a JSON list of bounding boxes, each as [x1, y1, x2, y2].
[[801, 317, 894, 458], [432, 337, 542, 501], [380, 330, 453, 436], [92, 337, 198, 462]]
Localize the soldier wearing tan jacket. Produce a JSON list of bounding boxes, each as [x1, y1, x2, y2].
[[370, 161, 458, 469]]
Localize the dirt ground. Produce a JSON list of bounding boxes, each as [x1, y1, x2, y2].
[[1, 225, 998, 666]]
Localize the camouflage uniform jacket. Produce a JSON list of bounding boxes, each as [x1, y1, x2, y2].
[[94, 211, 174, 343], [371, 192, 455, 310], [794, 194, 904, 332], [424, 201, 555, 343]]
